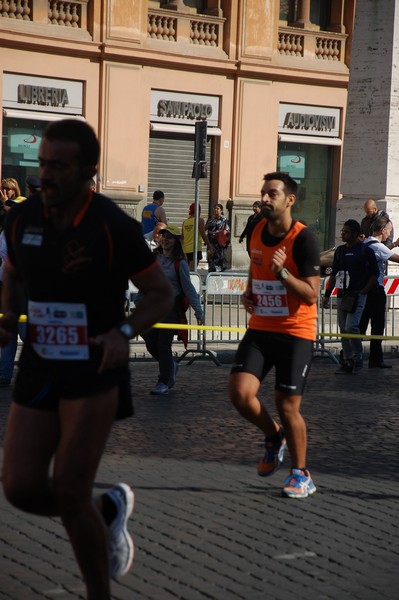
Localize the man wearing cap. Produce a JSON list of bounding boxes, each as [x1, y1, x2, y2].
[[26, 176, 41, 196], [181, 202, 212, 270]]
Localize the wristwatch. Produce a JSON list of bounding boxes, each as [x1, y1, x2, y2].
[[276, 268, 290, 281], [117, 322, 135, 340]]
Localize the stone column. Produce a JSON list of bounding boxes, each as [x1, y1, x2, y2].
[[293, 0, 311, 28], [339, 0, 399, 258]]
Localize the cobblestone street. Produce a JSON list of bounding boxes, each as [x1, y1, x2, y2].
[[0, 355, 398, 599]]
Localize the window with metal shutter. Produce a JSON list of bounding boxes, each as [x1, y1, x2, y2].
[[148, 134, 211, 227]]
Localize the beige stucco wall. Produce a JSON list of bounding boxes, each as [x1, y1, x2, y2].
[[0, 46, 100, 130]]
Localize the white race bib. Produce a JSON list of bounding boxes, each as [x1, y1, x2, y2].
[[252, 279, 289, 316], [28, 301, 89, 360], [335, 270, 349, 290]]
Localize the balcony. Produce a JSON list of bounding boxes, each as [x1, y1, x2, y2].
[[278, 25, 348, 65], [0, 0, 87, 29], [147, 7, 225, 51]]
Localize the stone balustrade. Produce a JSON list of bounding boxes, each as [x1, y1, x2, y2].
[[0, 0, 87, 27], [278, 26, 347, 64], [48, 1, 85, 27], [148, 8, 224, 49], [0, 0, 31, 20]]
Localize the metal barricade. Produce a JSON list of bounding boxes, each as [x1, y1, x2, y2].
[[176, 272, 249, 365], [203, 271, 248, 341], [315, 275, 399, 362]]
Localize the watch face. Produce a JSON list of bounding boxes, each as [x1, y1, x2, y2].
[[119, 323, 134, 338]]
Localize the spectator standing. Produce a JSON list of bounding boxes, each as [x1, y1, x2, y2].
[[228, 172, 320, 499], [141, 190, 167, 234], [0, 177, 26, 206], [323, 219, 379, 374], [140, 225, 204, 396], [205, 203, 230, 272], [0, 194, 27, 386], [181, 202, 212, 270], [360, 199, 394, 247], [144, 221, 167, 251], [360, 217, 399, 368], [239, 201, 263, 255], [0, 119, 174, 600]]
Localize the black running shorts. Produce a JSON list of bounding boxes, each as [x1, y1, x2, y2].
[[230, 329, 313, 396], [13, 346, 133, 420]]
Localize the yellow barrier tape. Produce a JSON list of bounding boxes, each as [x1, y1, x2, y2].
[[2, 315, 398, 341], [153, 322, 399, 341], [0, 314, 28, 323]]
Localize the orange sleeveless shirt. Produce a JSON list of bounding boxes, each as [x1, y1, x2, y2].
[[248, 219, 317, 341]]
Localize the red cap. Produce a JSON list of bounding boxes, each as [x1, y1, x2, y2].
[[189, 202, 201, 215]]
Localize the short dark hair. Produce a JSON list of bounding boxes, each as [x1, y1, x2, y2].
[[344, 219, 361, 235], [153, 190, 165, 202], [43, 119, 100, 167], [371, 216, 390, 234], [264, 171, 298, 196]]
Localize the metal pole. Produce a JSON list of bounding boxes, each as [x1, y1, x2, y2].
[[193, 177, 200, 272]]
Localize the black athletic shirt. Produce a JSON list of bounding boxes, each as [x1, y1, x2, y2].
[[5, 192, 156, 338], [261, 219, 320, 277]]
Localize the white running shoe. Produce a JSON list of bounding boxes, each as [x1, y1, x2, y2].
[[106, 483, 134, 579]]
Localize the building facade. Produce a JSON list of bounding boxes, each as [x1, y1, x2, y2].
[[0, 0, 355, 268]]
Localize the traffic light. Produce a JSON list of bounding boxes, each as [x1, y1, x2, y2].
[[192, 120, 208, 179]]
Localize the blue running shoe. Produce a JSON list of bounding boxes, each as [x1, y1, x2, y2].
[[106, 483, 134, 579], [282, 469, 317, 499], [258, 430, 287, 477]]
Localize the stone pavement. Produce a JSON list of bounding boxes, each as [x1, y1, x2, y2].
[[0, 353, 398, 600]]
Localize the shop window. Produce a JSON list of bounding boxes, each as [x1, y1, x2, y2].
[[277, 141, 333, 250], [1, 117, 49, 197]]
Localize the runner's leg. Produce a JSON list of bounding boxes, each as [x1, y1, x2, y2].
[[275, 392, 306, 469], [53, 388, 118, 600], [3, 403, 60, 514], [228, 372, 280, 436]]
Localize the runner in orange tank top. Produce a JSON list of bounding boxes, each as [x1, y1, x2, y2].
[[228, 172, 320, 499]]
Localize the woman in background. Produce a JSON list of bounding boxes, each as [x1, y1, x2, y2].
[[181, 202, 212, 270], [205, 203, 230, 272], [140, 225, 204, 396], [239, 201, 263, 255]]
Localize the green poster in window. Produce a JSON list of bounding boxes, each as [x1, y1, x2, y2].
[[278, 150, 306, 179], [9, 128, 42, 160]]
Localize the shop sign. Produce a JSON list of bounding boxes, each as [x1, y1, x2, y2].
[[278, 103, 340, 138], [151, 90, 219, 128], [3, 74, 83, 115], [17, 85, 69, 108]]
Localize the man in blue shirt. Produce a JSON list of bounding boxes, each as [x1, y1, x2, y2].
[[141, 190, 168, 234]]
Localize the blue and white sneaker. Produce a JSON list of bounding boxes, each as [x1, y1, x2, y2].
[[106, 483, 134, 579], [282, 469, 317, 499], [150, 382, 169, 395]]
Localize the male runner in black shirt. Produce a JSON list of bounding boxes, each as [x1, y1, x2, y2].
[[0, 119, 174, 600]]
